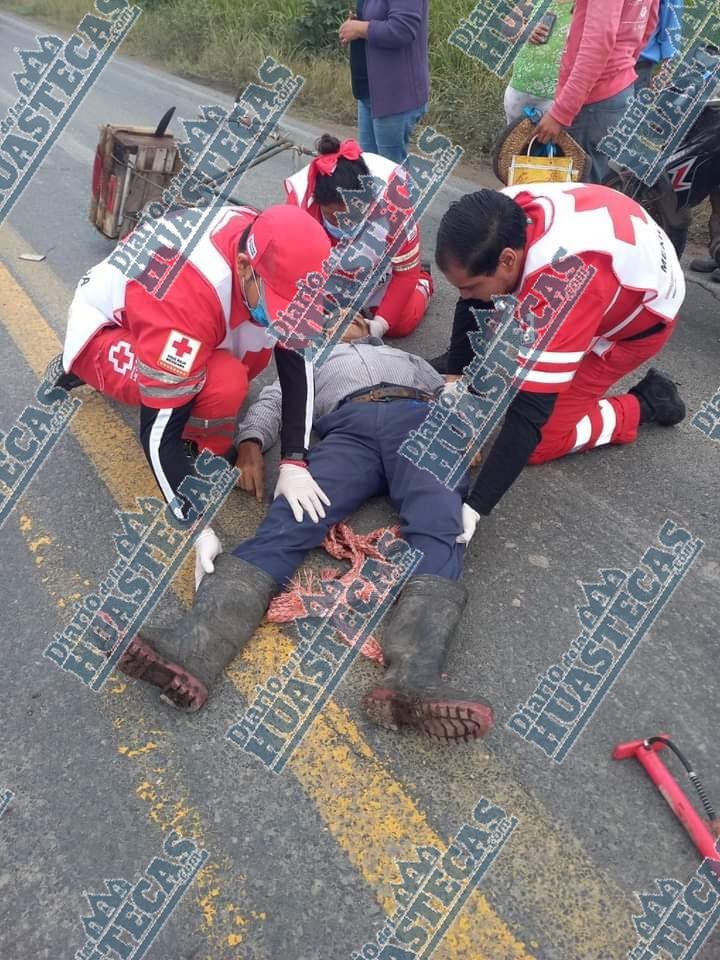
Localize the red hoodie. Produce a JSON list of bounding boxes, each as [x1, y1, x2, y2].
[[551, 0, 659, 127]]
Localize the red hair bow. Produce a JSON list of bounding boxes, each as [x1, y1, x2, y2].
[[305, 139, 363, 208]]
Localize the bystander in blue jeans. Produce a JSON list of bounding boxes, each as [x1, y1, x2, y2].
[[357, 97, 428, 164], [569, 84, 634, 183]]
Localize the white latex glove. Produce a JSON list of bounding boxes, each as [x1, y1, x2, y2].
[[274, 463, 331, 523], [456, 503, 480, 545], [194, 526, 223, 590], [367, 315, 389, 338]]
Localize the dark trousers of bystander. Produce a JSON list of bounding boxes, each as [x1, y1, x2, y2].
[[634, 57, 657, 92], [569, 83, 635, 183]]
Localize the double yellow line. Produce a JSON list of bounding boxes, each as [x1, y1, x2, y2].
[[0, 222, 638, 959]]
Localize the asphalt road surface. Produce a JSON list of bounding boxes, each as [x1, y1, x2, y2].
[[1, 10, 719, 960]]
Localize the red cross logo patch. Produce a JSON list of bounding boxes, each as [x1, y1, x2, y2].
[[158, 329, 201, 377], [108, 340, 135, 376]]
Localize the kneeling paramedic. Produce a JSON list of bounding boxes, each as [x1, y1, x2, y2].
[[432, 183, 687, 546], [285, 134, 433, 338], [56, 204, 332, 584]]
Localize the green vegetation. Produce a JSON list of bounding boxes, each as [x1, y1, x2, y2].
[[3, 0, 507, 157], [2, 0, 713, 251]]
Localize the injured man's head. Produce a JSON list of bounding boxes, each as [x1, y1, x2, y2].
[[340, 313, 371, 342]]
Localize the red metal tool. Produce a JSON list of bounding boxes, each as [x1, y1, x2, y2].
[[613, 734, 720, 867]]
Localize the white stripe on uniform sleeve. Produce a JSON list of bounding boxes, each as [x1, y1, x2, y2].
[[603, 304, 645, 339], [523, 369, 576, 384], [600, 286, 622, 317], [519, 349, 585, 363], [392, 241, 421, 265]]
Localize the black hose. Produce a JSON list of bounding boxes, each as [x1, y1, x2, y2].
[[645, 736, 717, 822]]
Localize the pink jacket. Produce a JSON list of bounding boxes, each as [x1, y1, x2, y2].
[[551, 0, 660, 127]]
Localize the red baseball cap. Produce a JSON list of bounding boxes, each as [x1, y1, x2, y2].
[[244, 205, 331, 324]]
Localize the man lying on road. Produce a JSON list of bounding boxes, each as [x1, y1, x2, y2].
[[54, 204, 332, 586], [118, 317, 494, 744], [432, 182, 687, 546]]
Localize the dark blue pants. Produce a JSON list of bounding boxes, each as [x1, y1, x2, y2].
[[234, 400, 467, 586]]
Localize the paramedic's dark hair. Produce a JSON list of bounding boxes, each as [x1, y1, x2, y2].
[[435, 190, 527, 276], [237, 208, 262, 253], [312, 134, 370, 206]]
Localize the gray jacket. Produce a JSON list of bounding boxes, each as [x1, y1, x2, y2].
[[236, 338, 444, 451]]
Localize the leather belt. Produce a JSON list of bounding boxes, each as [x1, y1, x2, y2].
[[341, 383, 438, 406]]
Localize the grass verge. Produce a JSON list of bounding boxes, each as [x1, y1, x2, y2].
[[1, 0, 506, 157]]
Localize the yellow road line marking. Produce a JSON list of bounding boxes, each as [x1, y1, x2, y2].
[[228, 630, 535, 960], [12, 509, 261, 960], [118, 741, 160, 757], [0, 258, 534, 956], [0, 260, 196, 604], [0, 248, 638, 958]]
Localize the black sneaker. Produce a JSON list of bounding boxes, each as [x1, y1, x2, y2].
[[183, 441, 236, 466], [629, 368, 686, 426], [183, 439, 200, 461], [45, 353, 85, 392]]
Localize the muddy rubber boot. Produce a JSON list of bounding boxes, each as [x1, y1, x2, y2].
[[629, 367, 686, 426], [118, 554, 277, 712], [363, 575, 494, 742]]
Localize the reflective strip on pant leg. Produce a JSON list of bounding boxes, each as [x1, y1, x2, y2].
[[571, 415, 592, 452], [594, 399, 617, 448]]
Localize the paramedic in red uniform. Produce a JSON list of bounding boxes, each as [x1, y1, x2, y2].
[[59, 204, 332, 585], [433, 183, 686, 545], [284, 134, 432, 338]]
